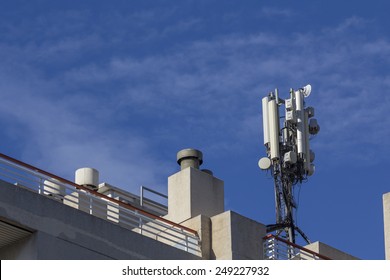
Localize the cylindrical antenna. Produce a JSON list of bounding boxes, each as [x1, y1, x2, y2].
[[262, 96, 270, 146], [268, 98, 280, 160], [295, 90, 305, 158]]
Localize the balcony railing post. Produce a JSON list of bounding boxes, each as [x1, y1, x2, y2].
[[140, 217, 143, 236], [39, 177, 43, 194]]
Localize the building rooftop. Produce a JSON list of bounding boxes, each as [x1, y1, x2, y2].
[[0, 150, 388, 260]]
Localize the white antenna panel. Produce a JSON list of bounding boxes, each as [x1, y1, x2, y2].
[[268, 99, 280, 160], [286, 110, 296, 123], [262, 96, 270, 146], [295, 90, 305, 157], [285, 98, 294, 110]]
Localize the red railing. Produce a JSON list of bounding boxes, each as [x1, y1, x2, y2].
[[0, 152, 200, 255], [263, 234, 331, 260]]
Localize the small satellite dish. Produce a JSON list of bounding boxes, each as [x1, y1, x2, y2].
[[302, 84, 312, 97], [258, 157, 272, 170]]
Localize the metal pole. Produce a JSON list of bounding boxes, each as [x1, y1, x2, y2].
[[140, 186, 144, 207]]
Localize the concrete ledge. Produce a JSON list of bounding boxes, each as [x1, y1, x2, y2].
[[304, 242, 359, 260]]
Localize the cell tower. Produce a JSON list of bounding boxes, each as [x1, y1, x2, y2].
[[259, 84, 320, 244]]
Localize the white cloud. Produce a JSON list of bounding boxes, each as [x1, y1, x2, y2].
[[1, 11, 389, 194], [260, 7, 293, 18], [0, 65, 171, 193], [60, 17, 390, 165]]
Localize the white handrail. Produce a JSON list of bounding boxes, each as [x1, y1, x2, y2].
[[0, 153, 201, 256]]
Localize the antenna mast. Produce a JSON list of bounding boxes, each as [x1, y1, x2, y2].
[[259, 85, 320, 245]]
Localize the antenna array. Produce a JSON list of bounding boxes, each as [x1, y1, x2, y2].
[[259, 85, 320, 244]]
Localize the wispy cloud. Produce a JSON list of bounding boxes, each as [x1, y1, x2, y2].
[[260, 7, 294, 18], [0, 61, 171, 191], [0, 8, 389, 196]]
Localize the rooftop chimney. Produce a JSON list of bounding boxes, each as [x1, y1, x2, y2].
[[166, 148, 224, 223], [177, 148, 203, 170]]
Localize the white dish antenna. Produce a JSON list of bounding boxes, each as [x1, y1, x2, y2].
[[302, 84, 312, 97], [258, 157, 271, 170]]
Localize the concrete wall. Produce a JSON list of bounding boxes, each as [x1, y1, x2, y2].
[[180, 215, 212, 259], [166, 167, 224, 223], [304, 242, 359, 260], [384, 192, 390, 260], [165, 165, 268, 260], [210, 211, 266, 260], [178, 211, 267, 260], [0, 180, 200, 260], [0, 231, 115, 259]]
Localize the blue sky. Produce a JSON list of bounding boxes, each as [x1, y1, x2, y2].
[[0, 0, 389, 259]]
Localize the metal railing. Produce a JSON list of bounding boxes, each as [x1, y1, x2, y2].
[[0, 152, 201, 256], [263, 234, 331, 260], [139, 185, 168, 215]]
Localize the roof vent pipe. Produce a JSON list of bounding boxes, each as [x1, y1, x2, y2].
[[177, 148, 203, 170], [75, 167, 99, 190]]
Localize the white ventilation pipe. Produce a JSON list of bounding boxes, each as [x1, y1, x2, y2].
[[75, 167, 99, 189]]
